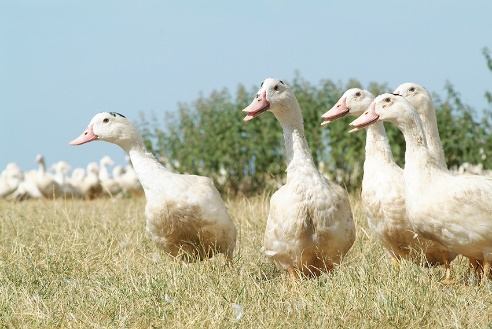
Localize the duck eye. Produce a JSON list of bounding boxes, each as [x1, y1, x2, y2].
[[409, 87, 415, 92], [355, 92, 361, 97], [384, 97, 391, 102], [103, 118, 109, 123], [274, 85, 279, 91]]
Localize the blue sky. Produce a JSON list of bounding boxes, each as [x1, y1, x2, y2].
[[2, 1, 492, 172]]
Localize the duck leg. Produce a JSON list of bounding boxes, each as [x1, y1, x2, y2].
[[467, 258, 481, 284], [483, 259, 491, 283], [287, 266, 299, 280], [224, 252, 234, 266], [443, 251, 452, 283], [391, 257, 400, 270]]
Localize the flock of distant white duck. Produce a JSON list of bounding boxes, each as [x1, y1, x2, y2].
[[0, 154, 143, 201], [2, 78, 490, 282]]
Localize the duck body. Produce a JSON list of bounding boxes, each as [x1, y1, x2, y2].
[[265, 149, 355, 275], [244, 78, 355, 276], [361, 128, 417, 259], [362, 142, 454, 264], [130, 148, 237, 259], [70, 112, 236, 261], [403, 146, 492, 261]]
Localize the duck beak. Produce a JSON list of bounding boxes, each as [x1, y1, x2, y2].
[[69, 124, 98, 145], [348, 102, 379, 133], [243, 90, 270, 121], [321, 97, 349, 126]]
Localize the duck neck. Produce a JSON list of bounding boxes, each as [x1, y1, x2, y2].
[[274, 109, 316, 174], [99, 163, 109, 177], [56, 169, 65, 184], [396, 111, 438, 172], [125, 138, 169, 197], [285, 127, 316, 170], [419, 103, 447, 169], [365, 122, 396, 164], [38, 159, 46, 174]]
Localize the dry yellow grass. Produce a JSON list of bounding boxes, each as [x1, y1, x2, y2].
[[0, 195, 491, 328]]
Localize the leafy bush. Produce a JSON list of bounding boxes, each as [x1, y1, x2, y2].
[[139, 51, 492, 196]]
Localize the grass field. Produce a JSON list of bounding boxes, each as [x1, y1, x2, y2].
[[1, 195, 491, 328]]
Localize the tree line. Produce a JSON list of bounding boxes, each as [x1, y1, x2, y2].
[[138, 48, 492, 196]]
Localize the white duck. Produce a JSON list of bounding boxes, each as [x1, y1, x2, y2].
[[80, 162, 102, 200], [99, 155, 121, 196], [321, 88, 455, 268], [393, 83, 485, 276], [393, 83, 447, 169], [69, 168, 86, 193], [10, 162, 43, 201], [32, 154, 62, 199], [69, 112, 237, 261], [120, 156, 144, 197], [350, 94, 492, 281], [243, 78, 355, 277], [50, 160, 71, 186], [0, 163, 24, 199], [51, 160, 84, 199], [112, 165, 125, 188]]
